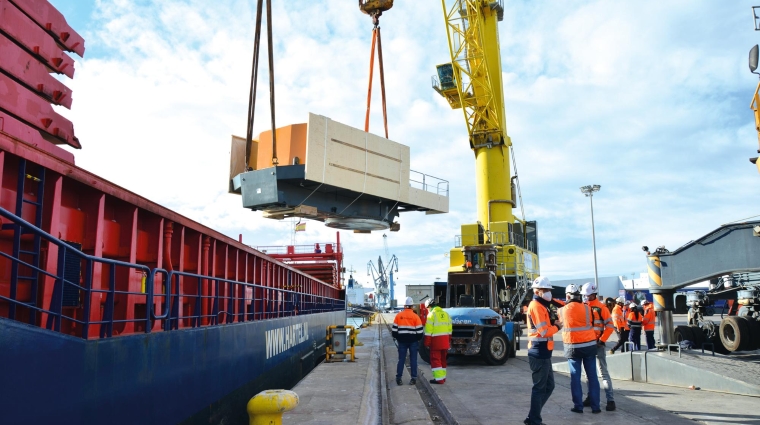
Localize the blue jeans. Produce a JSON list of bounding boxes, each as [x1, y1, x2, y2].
[[527, 356, 554, 425], [396, 341, 418, 379], [645, 330, 656, 349], [568, 355, 600, 411], [629, 327, 642, 351]]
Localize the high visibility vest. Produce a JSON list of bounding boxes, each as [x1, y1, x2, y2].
[[627, 309, 643, 329], [611, 305, 628, 330], [527, 300, 557, 350], [558, 302, 597, 349], [587, 298, 614, 343], [424, 307, 452, 350], [392, 308, 424, 343], [642, 306, 656, 331]]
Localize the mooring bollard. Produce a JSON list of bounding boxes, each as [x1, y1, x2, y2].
[[247, 389, 299, 425]]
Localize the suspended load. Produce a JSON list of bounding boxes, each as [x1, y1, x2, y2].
[[229, 113, 449, 232]]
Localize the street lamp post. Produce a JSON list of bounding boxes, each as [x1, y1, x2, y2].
[[580, 185, 601, 287]]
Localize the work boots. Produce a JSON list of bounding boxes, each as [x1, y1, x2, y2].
[[396, 377, 402, 386], [409, 378, 416, 385], [583, 397, 591, 407], [606, 401, 617, 411]]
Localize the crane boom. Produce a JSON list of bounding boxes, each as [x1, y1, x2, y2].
[[434, 0, 539, 319]]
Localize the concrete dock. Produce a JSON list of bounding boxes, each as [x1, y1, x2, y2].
[[284, 313, 760, 425]]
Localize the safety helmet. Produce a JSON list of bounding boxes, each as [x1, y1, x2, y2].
[[565, 284, 581, 295], [624, 299, 631, 305], [580, 282, 598, 296], [532, 276, 553, 289], [425, 298, 437, 308], [642, 299, 650, 305], [404, 296, 414, 306], [616, 296, 625, 304], [629, 302, 638, 309]]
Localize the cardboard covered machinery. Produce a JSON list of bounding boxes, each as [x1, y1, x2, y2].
[[230, 113, 448, 232]]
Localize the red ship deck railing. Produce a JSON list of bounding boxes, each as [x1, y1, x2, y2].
[[0, 206, 345, 339]]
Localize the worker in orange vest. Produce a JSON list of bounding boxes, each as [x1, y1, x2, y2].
[[627, 302, 643, 351], [392, 297, 424, 385], [581, 282, 616, 411], [524, 276, 562, 425], [558, 284, 600, 414], [609, 297, 630, 354], [642, 300, 656, 350]]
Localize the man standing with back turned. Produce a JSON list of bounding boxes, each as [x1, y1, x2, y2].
[[524, 276, 562, 425], [424, 298, 452, 384], [392, 297, 424, 385], [559, 284, 601, 414], [581, 282, 616, 411]]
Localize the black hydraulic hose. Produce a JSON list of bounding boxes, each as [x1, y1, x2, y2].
[[266, 0, 278, 165]]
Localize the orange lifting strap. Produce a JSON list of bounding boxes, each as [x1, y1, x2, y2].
[[364, 25, 389, 140]]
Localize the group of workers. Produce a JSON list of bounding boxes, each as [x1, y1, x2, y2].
[[391, 276, 658, 425], [610, 295, 657, 353]]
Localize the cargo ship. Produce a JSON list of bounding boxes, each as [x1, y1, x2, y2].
[[0, 1, 346, 423]]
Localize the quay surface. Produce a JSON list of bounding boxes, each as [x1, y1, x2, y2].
[[284, 313, 760, 425]]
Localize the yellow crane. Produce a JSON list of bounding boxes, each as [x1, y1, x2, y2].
[[433, 0, 539, 320]]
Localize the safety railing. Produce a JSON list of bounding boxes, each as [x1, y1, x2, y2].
[[255, 242, 341, 255], [410, 170, 449, 197], [454, 232, 536, 253], [0, 207, 345, 340]]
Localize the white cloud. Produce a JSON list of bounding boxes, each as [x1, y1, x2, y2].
[[49, 0, 759, 302]]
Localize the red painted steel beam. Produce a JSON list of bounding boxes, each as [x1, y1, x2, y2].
[[0, 72, 79, 148], [0, 0, 74, 78], [9, 0, 85, 57], [0, 34, 72, 108], [0, 111, 74, 163]]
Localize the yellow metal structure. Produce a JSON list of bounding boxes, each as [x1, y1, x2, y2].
[[325, 325, 357, 362], [435, 0, 539, 311], [246, 390, 299, 425], [749, 81, 760, 174]]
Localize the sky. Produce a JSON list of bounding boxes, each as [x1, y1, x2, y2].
[[47, 0, 759, 302]]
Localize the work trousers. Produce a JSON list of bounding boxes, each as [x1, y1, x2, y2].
[[611, 329, 630, 353], [429, 349, 448, 382], [568, 355, 600, 411], [645, 330, 656, 350], [629, 327, 642, 351], [590, 345, 614, 402], [396, 341, 418, 379], [527, 356, 554, 425]]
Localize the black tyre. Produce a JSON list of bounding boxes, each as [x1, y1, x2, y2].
[[710, 334, 731, 354], [744, 318, 760, 351], [674, 325, 694, 344], [688, 325, 706, 348], [481, 330, 510, 365], [719, 316, 751, 352], [418, 340, 430, 364]]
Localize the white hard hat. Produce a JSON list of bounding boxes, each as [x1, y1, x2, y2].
[[629, 302, 638, 308], [404, 297, 414, 306], [616, 296, 625, 304], [624, 299, 631, 305], [565, 284, 581, 295], [580, 282, 598, 296], [642, 299, 651, 305], [532, 276, 552, 289]]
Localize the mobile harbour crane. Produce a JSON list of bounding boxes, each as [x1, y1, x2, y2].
[[417, 0, 540, 366]]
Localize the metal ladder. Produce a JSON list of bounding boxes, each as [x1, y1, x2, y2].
[[3, 158, 45, 325]]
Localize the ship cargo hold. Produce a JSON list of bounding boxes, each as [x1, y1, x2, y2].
[[0, 0, 345, 423]]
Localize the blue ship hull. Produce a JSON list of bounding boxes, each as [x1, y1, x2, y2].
[[1, 310, 345, 424]]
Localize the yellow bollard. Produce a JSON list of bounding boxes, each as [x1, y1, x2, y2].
[[247, 389, 299, 425], [353, 327, 364, 346]]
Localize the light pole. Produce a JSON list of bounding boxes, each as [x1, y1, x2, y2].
[[580, 185, 601, 287]]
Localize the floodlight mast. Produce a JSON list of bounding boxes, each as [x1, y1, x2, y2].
[[580, 185, 601, 287]]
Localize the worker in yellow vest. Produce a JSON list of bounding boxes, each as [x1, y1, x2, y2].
[[423, 298, 452, 384], [558, 284, 601, 414]]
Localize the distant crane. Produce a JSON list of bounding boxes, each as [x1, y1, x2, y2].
[[367, 234, 399, 309]]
